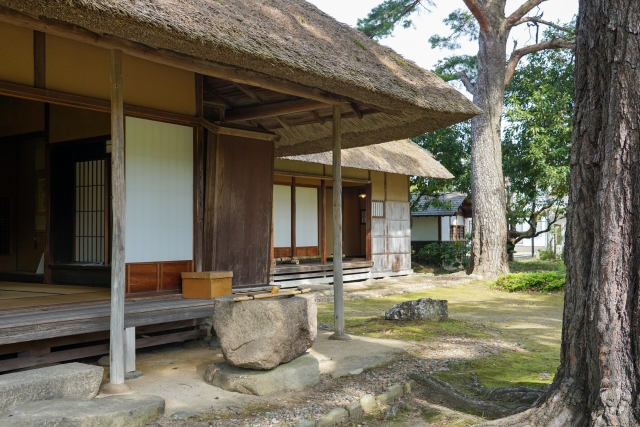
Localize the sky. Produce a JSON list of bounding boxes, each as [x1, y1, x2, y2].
[[306, 0, 578, 71]]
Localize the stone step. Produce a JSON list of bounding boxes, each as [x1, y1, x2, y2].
[[0, 362, 103, 416], [0, 395, 165, 427]]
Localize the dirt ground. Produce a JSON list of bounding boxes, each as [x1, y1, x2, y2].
[[105, 269, 564, 427]]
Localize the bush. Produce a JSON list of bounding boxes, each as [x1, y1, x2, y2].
[[414, 240, 470, 269], [490, 272, 565, 293]]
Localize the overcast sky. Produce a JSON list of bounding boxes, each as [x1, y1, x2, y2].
[[306, 0, 577, 71]]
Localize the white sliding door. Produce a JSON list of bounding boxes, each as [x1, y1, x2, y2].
[[273, 185, 291, 247], [296, 186, 318, 247], [124, 117, 193, 263]]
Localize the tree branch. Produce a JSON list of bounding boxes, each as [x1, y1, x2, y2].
[[504, 38, 575, 86], [512, 17, 573, 33], [457, 70, 475, 94], [506, 0, 547, 27], [461, 0, 491, 32]]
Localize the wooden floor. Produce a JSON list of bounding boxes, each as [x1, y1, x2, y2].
[[0, 282, 110, 310]]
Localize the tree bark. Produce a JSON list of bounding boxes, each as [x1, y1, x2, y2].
[[466, 4, 510, 278], [477, 0, 640, 425]]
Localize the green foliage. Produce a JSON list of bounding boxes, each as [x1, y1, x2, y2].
[[503, 39, 574, 241], [434, 54, 477, 84], [410, 121, 471, 207], [356, 0, 432, 39], [415, 240, 470, 269], [509, 260, 565, 273], [491, 272, 565, 293], [428, 9, 478, 50]]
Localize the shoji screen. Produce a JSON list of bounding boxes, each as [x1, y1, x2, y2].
[[124, 117, 193, 263]]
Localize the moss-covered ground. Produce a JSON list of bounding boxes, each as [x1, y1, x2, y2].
[[318, 259, 564, 394]]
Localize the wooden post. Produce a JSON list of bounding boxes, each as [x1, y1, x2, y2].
[[124, 327, 135, 372], [291, 178, 297, 258], [365, 182, 372, 261], [329, 105, 349, 341], [320, 179, 327, 264], [106, 49, 129, 392]]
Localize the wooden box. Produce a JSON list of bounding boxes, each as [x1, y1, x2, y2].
[[181, 271, 233, 299]]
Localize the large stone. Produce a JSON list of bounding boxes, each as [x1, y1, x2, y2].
[[384, 298, 448, 321], [205, 353, 319, 396], [0, 395, 165, 427], [0, 363, 103, 416], [213, 293, 317, 369]]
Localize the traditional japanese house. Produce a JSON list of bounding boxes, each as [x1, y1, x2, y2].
[[411, 192, 473, 246], [0, 0, 479, 386], [271, 139, 453, 286]]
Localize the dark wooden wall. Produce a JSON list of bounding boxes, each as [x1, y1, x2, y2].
[[203, 134, 274, 288]]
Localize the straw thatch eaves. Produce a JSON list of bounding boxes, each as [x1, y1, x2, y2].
[[0, 0, 481, 156], [281, 139, 453, 179]]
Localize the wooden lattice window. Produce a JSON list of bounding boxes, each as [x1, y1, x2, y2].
[[0, 197, 9, 256], [372, 200, 384, 218], [450, 225, 465, 241], [75, 160, 106, 263]]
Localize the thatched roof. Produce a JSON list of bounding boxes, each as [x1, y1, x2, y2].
[[0, 0, 481, 155], [281, 139, 453, 179]]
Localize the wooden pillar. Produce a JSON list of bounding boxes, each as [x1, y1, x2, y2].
[[124, 327, 135, 372], [320, 179, 327, 264], [329, 105, 349, 341], [291, 178, 297, 258], [365, 182, 372, 261], [107, 49, 129, 391]]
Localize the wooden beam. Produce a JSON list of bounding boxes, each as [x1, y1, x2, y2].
[[274, 171, 370, 184], [349, 102, 363, 120], [0, 6, 345, 105], [200, 118, 279, 142], [320, 179, 327, 264], [329, 105, 349, 341], [109, 49, 128, 388], [291, 178, 297, 259], [275, 116, 291, 130], [33, 31, 45, 88], [309, 110, 326, 126], [203, 83, 235, 108], [225, 99, 328, 122], [43, 104, 52, 283], [0, 79, 200, 127], [195, 73, 203, 117], [232, 82, 264, 104]]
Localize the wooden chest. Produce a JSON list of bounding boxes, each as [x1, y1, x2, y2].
[[181, 271, 233, 299]]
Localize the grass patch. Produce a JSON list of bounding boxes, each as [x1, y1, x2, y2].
[[491, 272, 565, 293], [318, 281, 563, 393], [353, 38, 368, 51], [509, 259, 565, 273]]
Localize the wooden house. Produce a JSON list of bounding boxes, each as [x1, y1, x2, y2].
[[411, 192, 473, 246], [0, 0, 479, 385], [271, 139, 453, 286]]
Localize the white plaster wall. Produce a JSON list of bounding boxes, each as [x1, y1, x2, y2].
[[440, 216, 451, 241], [296, 186, 318, 247], [124, 117, 193, 263], [411, 217, 439, 241], [273, 185, 291, 247]]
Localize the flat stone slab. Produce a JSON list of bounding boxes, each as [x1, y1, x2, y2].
[[205, 353, 319, 396], [0, 362, 103, 416], [0, 395, 165, 427]]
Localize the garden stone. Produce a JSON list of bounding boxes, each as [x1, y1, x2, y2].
[[295, 420, 317, 427], [403, 380, 416, 394], [376, 385, 403, 406], [171, 411, 196, 419], [205, 354, 319, 396], [0, 363, 103, 416], [360, 394, 376, 413], [125, 370, 144, 380], [345, 401, 364, 419], [385, 298, 448, 321], [212, 294, 317, 369], [0, 395, 164, 427], [317, 407, 348, 426]]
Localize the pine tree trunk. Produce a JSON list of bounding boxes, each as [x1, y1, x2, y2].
[[467, 22, 510, 278], [478, 1, 640, 425]]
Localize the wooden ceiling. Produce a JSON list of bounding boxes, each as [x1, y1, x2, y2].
[[203, 76, 389, 132]]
